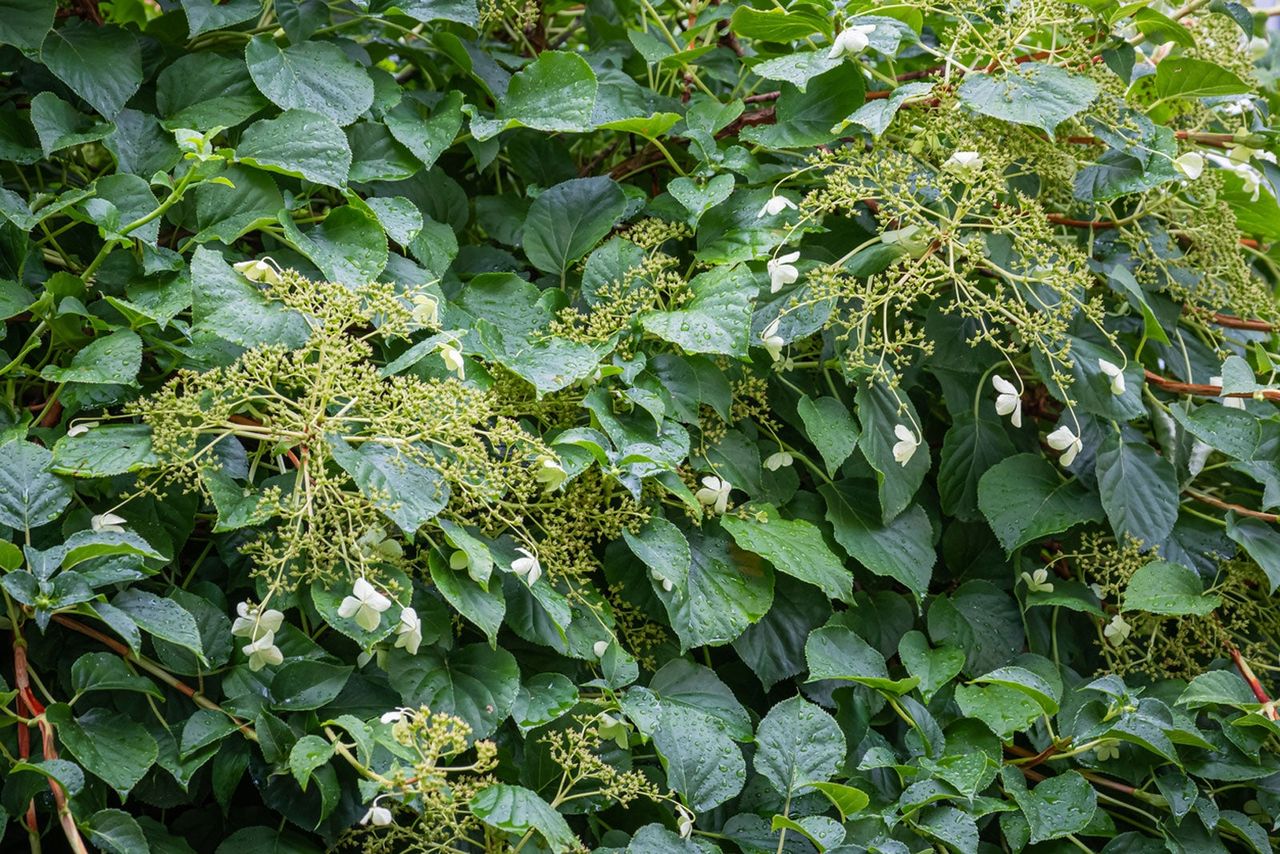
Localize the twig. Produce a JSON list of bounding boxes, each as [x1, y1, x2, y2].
[[1185, 488, 1279, 523], [1143, 369, 1280, 402], [1228, 646, 1278, 720]]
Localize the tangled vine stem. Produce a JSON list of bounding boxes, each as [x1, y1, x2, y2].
[[1143, 370, 1280, 402], [1184, 488, 1280, 523]]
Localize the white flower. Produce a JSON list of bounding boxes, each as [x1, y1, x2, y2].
[[695, 475, 732, 514], [592, 640, 609, 658], [1228, 161, 1265, 201], [651, 569, 674, 592], [411, 294, 438, 327], [945, 150, 983, 177], [360, 805, 393, 826], [677, 806, 696, 840], [231, 601, 284, 640], [511, 547, 542, 585], [757, 195, 797, 218], [1173, 152, 1204, 180], [242, 630, 284, 671], [91, 512, 127, 534], [534, 455, 567, 491], [1020, 568, 1055, 593], [827, 23, 876, 58], [891, 424, 919, 466], [1210, 376, 1246, 410], [764, 450, 793, 471], [67, 421, 97, 437], [232, 258, 282, 286], [991, 375, 1022, 428], [449, 550, 470, 570], [380, 708, 411, 724], [394, 607, 422, 655], [338, 577, 392, 632], [1046, 425, 1083, 467], [760, 318, 785, 361], [766, 251, 800, 293], [1220, 97, 1255, 116], [439, 343, 466, 379], [1104, 614, 1131, 645], [1098, 358, 1126, 396], [1094, 741, 1121, 761]]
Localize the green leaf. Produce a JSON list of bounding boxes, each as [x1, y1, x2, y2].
[[958, 63, 1098, 134], [954, 683, 1042, 739], [972, 665, 1060, 714], [83, 809, 148, 854], [0, 0, 55, 51], [797, 394, 860, 477], [640, 264, 755, 359], [181, 0, 261, 37], [470, 51, 598, 141], [1134, 8, 1195, 46], [385, 91, 464, 170], [653, 705, 746, 811], [42, 329, 141, 385], [650, 659, 752, 740], [805, 624, 917, 694], [898, 630, 965, 703], [288, 735, 334, 789], [1177, 670, 1255, 708], [52, 424, 159, 477], [1226, 513, 1280, 593], [730, 7, 828, 41], [522, 176, 626, 276], [280, 205, 387, 288], [112, 589, 206, 662], [1152, 57, 1250, 100], [155, 54, 267, 131], [238, 109, 352, 188], [470, 784, 576, 853], [1168, 403, 1260, 461], [29, 92, 114, 156], [1000, 767, 1098, 843], [245, 35, 374, 126], [191, 246, 310, 349], [658, 529, 774, 650], [41, 20, 142, 118], [71, 652, 162, 698], [1122, 560, 1221, 616], [45, 705, 157, 797], [429, 552, 505, 645], [270, 660, 352, 711], [511, 673, 577, 733], [721, 503, 851, 602], [809, 781, 870, 821], [819, 480, 935, 604], [329, 436, 448, 535], [938, 413, 1016, 522], [0, 441, 73, 530], [977, 454, 1103, 553], [855, 381, 929, 522], [389, 643, 519, 738], [622, 514, 691, 591], [741, 65, 865, 147], [753, 696, 844, 798], [1095, 434, 1179, 546]]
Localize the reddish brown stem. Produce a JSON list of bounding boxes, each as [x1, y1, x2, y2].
[[1228, 646, 1278, 720], [1185, 488, 1279, 523], [1143, 369, 1280, 402], [1211, 313, 1274, 332]]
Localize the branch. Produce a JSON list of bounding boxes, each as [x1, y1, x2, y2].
[[1228, 646, 1278, 720], [1184, 487, 1279, 523], [1143, 369, 1280, 402]]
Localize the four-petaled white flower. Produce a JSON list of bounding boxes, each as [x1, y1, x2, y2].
[[395, 607, 422, 655], [695, 475, 732, 514], [1228, 160, 1264, 201], [945, 150, 983, 177], [231, 601, 284, 641], [760, 317, 785, 361], [411, 294, 439, 327], [1046, 425, 1083, 467], [892, 424, 919, 466], [1020, 567, 1055, 593], [360, 805, 393, 826], [1210, 375, 1246, 410], [243, 631, 284, 671], [380, 708, 412, 724], [338, 577, 392, 632], [91, 512, 127, 534], [767, 251, 800, 293], [764, 450, 793, 471], [534, 455, 567, 491], [991, 374, 1022, 428], [1173, 152, 1204, 180], [1094, 741, 1121, 761], [232, 258, 283, 286], [592, 640, 610, 659], [439, 343, 466, 380], [67, 421, 97, 437], [512, 547, 542, 585], [827, 23, 876, 59], [1103, 614, 1131, 646], [1098, 358, 1125, 396], [757, 195, 797, 218]]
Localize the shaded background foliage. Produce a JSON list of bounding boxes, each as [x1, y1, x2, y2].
[[2, 0, 1280, 852]]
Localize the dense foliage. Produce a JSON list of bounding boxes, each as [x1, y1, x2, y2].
[[3, 0, 1280, 851]]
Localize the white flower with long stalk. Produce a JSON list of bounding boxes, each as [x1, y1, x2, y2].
[[991, 375, 1022, 427], [512, 548, 542, 585], [767, 251, 800, 293], [827, 23, 876, 58], [394, 607, 422, 655], [338, 577, 392, 632], [891, 424, 919, 466], [695, 476, 732, 514], [757, 195, 797, 217], [242, 631, 284, 671], [1098, 358, 1126, 396], [1046, 425, 1083, 467]]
